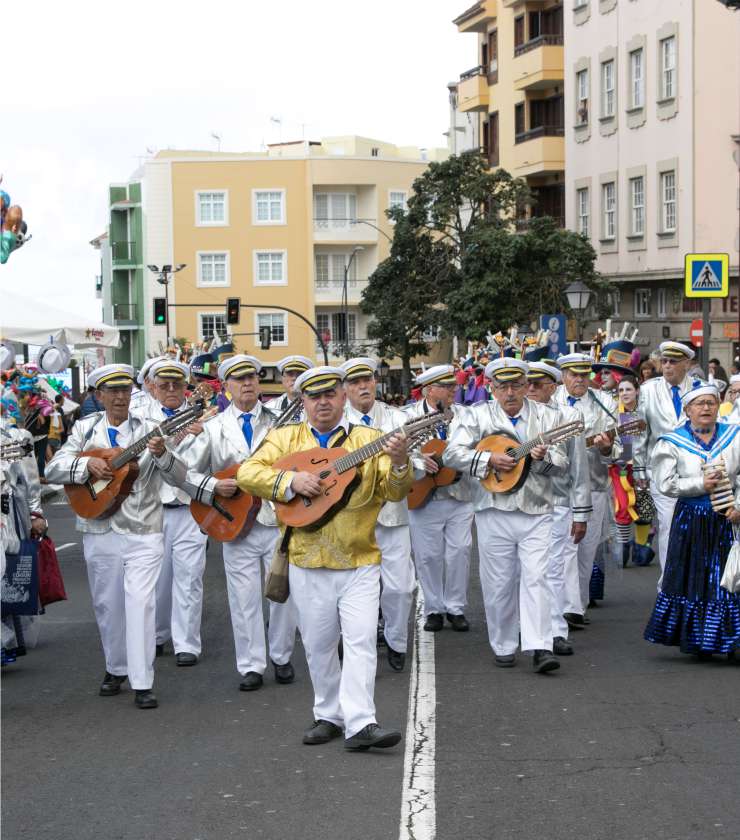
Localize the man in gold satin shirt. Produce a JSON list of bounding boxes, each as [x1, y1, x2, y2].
[[237, 366, 412, 751]]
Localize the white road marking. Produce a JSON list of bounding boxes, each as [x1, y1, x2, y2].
[[399, 588, 436, 840], [54, 543, 76, 552]]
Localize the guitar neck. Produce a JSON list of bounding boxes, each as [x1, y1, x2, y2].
[[110, 406, 202, 469], [585, 427, 618, 448]]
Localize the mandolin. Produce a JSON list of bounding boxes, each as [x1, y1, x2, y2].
[[476, 419, 585, 494], [407, 439, 460, 510], [272, 411, 449, 529], [0, 439, 34, 462], [585, 418, 646, 447]]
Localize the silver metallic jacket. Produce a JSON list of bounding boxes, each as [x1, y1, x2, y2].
[[45, 412, 186, 535], [181, 401, 279, 528], [265, 393, 303, 424], [1, 422, 43, 553], [545, 401, 593, 521], [552, 386, 621, 492], [402, 400, 471, 503], [632, 374, 697, 479], [443, 397, 567, 515], [345, 400, 409, 527]]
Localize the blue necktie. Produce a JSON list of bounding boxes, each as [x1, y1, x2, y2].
[[107, 428, 119, 446], [567, 396, 578, 407], [671, 385, 682, 419], [510, 416, 520, 427], [162, 407, 176, 418], [361, 414, 372, 426], [312, 427, 341, 449], [240, 413, 253, 449]]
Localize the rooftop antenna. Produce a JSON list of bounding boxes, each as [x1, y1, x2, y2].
[[210, 131, 222, 152], [270, 116, 282, 146]]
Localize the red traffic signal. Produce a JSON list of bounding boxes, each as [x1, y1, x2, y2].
[[226, 297, 241, 325]]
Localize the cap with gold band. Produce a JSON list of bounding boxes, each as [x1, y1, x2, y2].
[[659, 340, 695, 361], [681, 383, 719, 407], [218, 355, 263, 381], [295, 366, 346, 396], [415, 364, 456, 387], [527, 360, 562, 383], [89, 364, 135, 389], [276, 355, 313, 375], [485, 357, 528, 382], [137, 355, 169, 385], [150, 359, 190, 381], [557, 353, 593, 374], [341, 357, 377, 381]]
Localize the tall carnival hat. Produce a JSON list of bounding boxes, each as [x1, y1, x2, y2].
[[276, 355, 313, 375], [149, 359, 190, 381], [88, 364, 135, 389], [341, 357, 377, 381], [659, 340, 696, 361], [218, 355, 263, 381], [295, 366, 346, 396], [36, 340, 72, 374], [485, 357, 529, 382], [190, 353, 216, 380], [415, 365, 456, 387], [557, 352, 593, 375], [522, 329, 551, 364], [593, 320, 641, 376], [487, 327, 519, 359]]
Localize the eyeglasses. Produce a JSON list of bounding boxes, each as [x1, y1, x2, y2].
[[158, 381, 185, 391], [659, 357, 681, 365], [688, 400, 718, 410], [494, 381, 526, 392]]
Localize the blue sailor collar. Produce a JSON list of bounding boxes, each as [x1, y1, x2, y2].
[[659, 420, 740, 461]]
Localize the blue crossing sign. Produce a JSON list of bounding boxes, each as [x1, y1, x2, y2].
[[684, 253, 729, 298], [540, 314, 567, 357]]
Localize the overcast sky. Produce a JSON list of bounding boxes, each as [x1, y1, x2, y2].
[[3, 0, 472, 321]]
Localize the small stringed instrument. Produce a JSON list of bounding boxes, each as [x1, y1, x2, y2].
[[585, 418, 646, 447], [0, 439, 34, 462], [407, 439, 459, 510], [476, 419, 585, 494], [273, 411, 449, 529]]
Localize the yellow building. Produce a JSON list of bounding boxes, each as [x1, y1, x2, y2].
[[454, 0, 565, 224], [116, 137, 448, 386]]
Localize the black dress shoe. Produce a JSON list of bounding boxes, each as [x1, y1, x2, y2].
[[386, 646, 406, 672], [583, 615, 591, 625], [423, 613, 444, 632], [533, 650, 560, 673], [345, 723, 402, 751], [553, 637, 574, 656], [134, 689, 158, 709], [176, 652, 198, 667], [494, 654, 516, 668], [273, 660, 295, 684], [302, 719, 343, 745], [563, 612, 585, 630], [239, 671, 264, 691], [155, 643, 165, 657], [99, 672, 127, 696], [446, 613, 470, 632], [588, 599, 598, 609]]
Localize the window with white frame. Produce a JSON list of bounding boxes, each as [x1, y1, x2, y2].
[[315, 312, 356, 344], [199, 313, 227, 343], [314, 253, 357, 289], [610, 288, 621, 317], [634, 288, 651, 318], [630, 48, 644, 108], [198, 252, 229, 286], [602, 182, 616, 239], [576, 69, 589, 124], [661, 171, 676, 232], [630, 176, 645, 235], [196, 191, 227, 225], [254, 251, 287, 285], [660, 36, 676, 99], [389, 191, 407, 212], [601, 60, 615, 117], [314, 192, 357, 230], [253, 190, 285, 224], [657, 288, 667, 319], [256, 312, 286, 344], [577, 187, 589, 237]]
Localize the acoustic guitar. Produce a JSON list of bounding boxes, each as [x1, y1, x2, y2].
[[476, 419, 585, 494], [272, 411, 449, 529], [65, 392, 209, 521], [0, 439, 34, 462], [190, 464, 262, 542], [585, 418, 646, 447], [407, 439, 460, 510]]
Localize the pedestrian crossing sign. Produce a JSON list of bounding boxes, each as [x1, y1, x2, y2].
[[684, 253, 729, 298]]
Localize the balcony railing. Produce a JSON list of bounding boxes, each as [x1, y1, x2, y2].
[[460, 64, 485, 81], [514, 33, 564, 57], [113, 303, 138, 322], [111, 240, 137, 262], [515, 215, 565, 231], [514, 125, 564, 144]]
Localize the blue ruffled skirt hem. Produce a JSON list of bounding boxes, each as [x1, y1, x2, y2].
[[644, 591, 740, 654]]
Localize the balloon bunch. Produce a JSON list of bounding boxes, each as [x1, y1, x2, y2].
[[0, 175, 31, 265]]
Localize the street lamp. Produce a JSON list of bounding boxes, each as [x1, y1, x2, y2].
[[565, 281, 592, 350], [342, 246, 363, 359], [147, 263, 186, 345], [378, 359, 390, 395]]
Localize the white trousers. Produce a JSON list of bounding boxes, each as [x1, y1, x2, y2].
[[409, 498, 473, 616], [156, 506, 208, 654], [476, 508, 553, 654], [564, 490, 608, 615], [653, 488, 677, 589], [82, 532, 163, 690], [376, 523, 414, 653], [289, 563, 380, 738], [548, 505, 577, 640], [222, 523, 297, 675]]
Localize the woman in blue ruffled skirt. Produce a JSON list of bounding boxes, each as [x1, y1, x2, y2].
[[644, 384, 740, 660]]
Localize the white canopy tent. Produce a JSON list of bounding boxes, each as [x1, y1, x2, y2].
[[0, 289, 120, 348]]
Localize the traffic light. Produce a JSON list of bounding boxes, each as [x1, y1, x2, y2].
[[259, 325, 271, 350], [226, 297, 241, 325], [153, 297, 166, 325]]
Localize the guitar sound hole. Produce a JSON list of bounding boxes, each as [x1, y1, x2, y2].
[[319, 470, 332, 479]]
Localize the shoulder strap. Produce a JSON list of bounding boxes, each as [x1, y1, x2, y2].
[[588, 390, 618, 423], [83, 413, 105, 443]]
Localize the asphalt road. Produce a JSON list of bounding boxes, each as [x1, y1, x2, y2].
[[3, 502, 739, 840]]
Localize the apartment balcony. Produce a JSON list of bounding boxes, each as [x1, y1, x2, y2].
[[111, 240, 139, 267], [513, 35, 564, 91], [314, 279, 368, 306], [112, 303, 139, 327], [511, 129, 564, 178], [313, 218, 378, 244], [453, 0, 497, 33], [457, 66, 490, 113]]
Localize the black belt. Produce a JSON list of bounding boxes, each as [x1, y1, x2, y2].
[[163, 502, 187, 509]]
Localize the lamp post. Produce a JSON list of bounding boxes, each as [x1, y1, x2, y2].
[[342, 246, 363, 360], [565, 281, 592, 350], [147, 263, 186, 346], [377, 359, 390, 395]]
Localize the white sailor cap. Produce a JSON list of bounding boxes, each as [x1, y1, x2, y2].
[[341, 357, 377, 381], [276, 355, 313, 375], [485, 357, 529, 382], [150, 359, 190, 381], [295, 366, 346, 396], [527, 360, 561, 383], [415, 365, 456, 387], [557, 353, 593, 374], [659, 341, 695, 361], [682, 383, 720, 406], [730, 374, 740, 386], [218, 355, 263, 381], [89, 364, 135, 389], [137, 355, 169, 385], [36, 340, 71, 374]]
